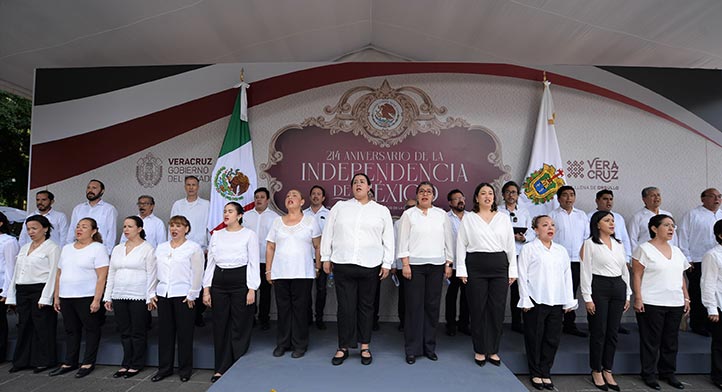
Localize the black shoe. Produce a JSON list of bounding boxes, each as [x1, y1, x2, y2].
[[33, 366, 50, 374], [372, 322, 380, 331], [618, 325, 631, 334], [592, 372, 608, 391], [644, 379, 661, 390], [446, 324, 457, 336], [714, 382, 722, 390], [397, 323, 404, 332], [211, 374, 222, 383], [458, 325, 471, 335], [487, 356, 501, 366], [543, 380, 555, 390], [261, 322, 271, 331], [530, 378, 544, 390], [273, 346, 287, 357], [49, 365, 78, 376], [151, 372, 170, 382], [315, 320, 327, 330], [425, 352, 438, 361], [75, 365, 95, 378], [8, 366, 29, 373], [405, 355, 416, 365], [360, 349, 372, 365], [331, 348, 349, 366], [112, 369, 127, 378], [180, 375, 190, 382], [291, 350, 305, 359], [475, 358, 486, 367], [664, 375, 684, 389], [511, 324, 524, 334], [124, 370, 141, 379], [602, 371, 620, 391], [692, 328, 711, 337], [563, 327, 589, 337]]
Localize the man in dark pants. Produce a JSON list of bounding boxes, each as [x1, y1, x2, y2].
[[303, 185, 330, 329], [444, 189, 470, 336]]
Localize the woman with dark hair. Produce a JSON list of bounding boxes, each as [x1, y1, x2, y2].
[[266, 190, 321, 359], [51, 217, 109, 378], [202, 202, 259, 383], [151, 215, 204, 382], [701, 219, 722, 389], [518, 215, 577, 390], [397, 181, 454, 364], [457, 182, 516, 367], [0, 212, 20, 362], [581, 211, 631, 391], [321, 173, 394, 366], [104, 216, 157, 378], [3, 215, 60, 373], [633, 214, 689, 390]]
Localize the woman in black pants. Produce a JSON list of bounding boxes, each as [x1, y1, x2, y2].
[[456, 182, 516, 366], [581, 211, 631, 391], [203, 202, 259, 382]]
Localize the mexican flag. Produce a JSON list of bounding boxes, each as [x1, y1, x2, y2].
[[208, 82, 257, 233], [520, 79, 565, 218]]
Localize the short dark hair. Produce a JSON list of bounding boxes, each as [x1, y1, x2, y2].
[[124, 216, 146, 240], [185, 175, 200, 183], [702, 188, 719, 198], [416, 181, 435, 196], [595, 189, 613, 199], [254, 187, 270, 199], [472, 182, 497, 213], [648, 214, 674, 239], [310, 185, 326, 197], [447, 189, 463, 201], [502, 181, 520, 194], [36, 190, 55, 200], [715, 220, 722, 245], [25, 214, 53, 239], [0, 212, 10, 234], [556, 185, 575, 198], [351, 173, 371, 187], [641, 187, 658, 198], [138, 195, 155, 205], [589, 210, 620, 245], [89, 179, 105, 191]]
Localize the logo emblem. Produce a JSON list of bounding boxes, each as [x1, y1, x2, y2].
[[136, 152, 162, 188], [523, 164, 565, 205], [369, 99, 402, 130], [213, 167, 250, 201]]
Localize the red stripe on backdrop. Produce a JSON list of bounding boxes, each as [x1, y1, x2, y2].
[[30, 62, 709, 188]]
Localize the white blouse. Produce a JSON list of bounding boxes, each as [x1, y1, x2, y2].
[[701, 245, 722, 315], [104, 241, 157, 303], [396, 206, 454, 265], [0, 233, 20, 295], [455, 212, 517, 278], [203, 228, 260, 290], [517, 239, 577, 309], [58, 242, 110, 298], [320, 198, 395, 269], [155, 240, 204, 300], [634, 242, 690, 307], [267, 216, 321, 279], [580, 238, 632, 302], [4, 239, 61, 305]]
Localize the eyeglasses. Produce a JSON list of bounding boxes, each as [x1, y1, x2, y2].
[[509, 212, 518, 223], [503, 190, 518, 195]]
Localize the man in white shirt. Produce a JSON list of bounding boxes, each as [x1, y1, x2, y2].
[[303, 185, 331, 330], [243, 187, 280, 330], [121, 195, 166, 247], [19, 190, 68, 247], [628, 186, 676, 251], [549, 185, 589, 337], [498, 181, 533, 334], [444, 189, 470, 336], [679, 188, 722, 336], [170, 176, 210, 250], [66, 179, 118, 255]]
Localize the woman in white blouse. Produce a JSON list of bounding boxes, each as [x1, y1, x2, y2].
[[632, 214, 690, 390], [202, 202, 259, 383], [0, 212, 19, 363], [457, 182, 516, 367], [397, 182, 453, 364], [266, 190, 321, 359], [517, 215, 576, 390], [701, 219, 722, 389], [103, 216, 157, 379], [321, 173, 394, 366], [581, 211, 631, 391], [151, 215, 204, 383], [51, 217, 109, 378], [3, 215, 58, 373]]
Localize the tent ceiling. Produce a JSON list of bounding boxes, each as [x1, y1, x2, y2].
[[2, 0, 721, 98]]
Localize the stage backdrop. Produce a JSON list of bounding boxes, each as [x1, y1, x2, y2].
[[28, 62, 722, 321]]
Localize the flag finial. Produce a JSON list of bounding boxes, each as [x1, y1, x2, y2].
[[240, 68, 245, 82], [543, 71, 547, 82]]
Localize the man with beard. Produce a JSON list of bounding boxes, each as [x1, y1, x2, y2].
[[19, 190, 68, 246], [121, 195, 166, 247], [303, 185, 330, 329], [497, 181, 533, 333], [679, 188, 722, 336], [444, 189, 470, 336], [66, 179, 118, 255]]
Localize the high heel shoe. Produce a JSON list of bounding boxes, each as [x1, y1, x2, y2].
[[603, 370, 620, 391], [592, 371, 608, 391]]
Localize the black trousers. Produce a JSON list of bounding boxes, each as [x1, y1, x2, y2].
[[709, 308, 722, 383], [315, 269, 328, 322], [373, 277, 381, 324], [396, 270, 406, 327], [466, 251, 508, 355], [587, 275, 626, 371], [60, 297, 102, 366], [12, 284, 57, 368], [563, 262, 581, 329], [445, 269, 469, 328], [635, 304, 684, 382], [275, 279, 313, 351], [333, 263, 380, 348], [687, 264, 706, 332], [257, 263, 271, 324], [523, 303, 563, 378], [0, 299, 6, 362], [509, 280, 522, 328], [211, 266, 254, 374], [113, 299, 149, 369], [157, 296, 195, 378], [404, 264, 444, 356]]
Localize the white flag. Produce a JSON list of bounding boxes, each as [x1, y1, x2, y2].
[[520, 80, 565, 218]]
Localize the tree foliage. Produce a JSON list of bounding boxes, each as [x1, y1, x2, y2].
[[0, 91, 31, 209]]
